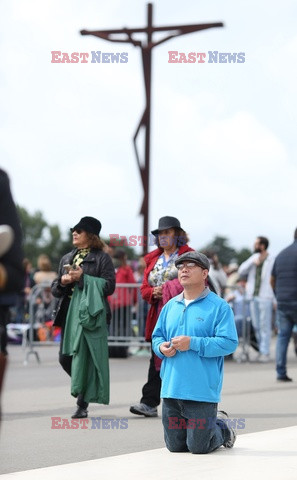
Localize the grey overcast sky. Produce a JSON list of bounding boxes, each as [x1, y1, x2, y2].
[[0, 0, 296, 256]]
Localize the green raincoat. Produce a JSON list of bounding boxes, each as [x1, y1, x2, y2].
[[62, 275, 109, 404]]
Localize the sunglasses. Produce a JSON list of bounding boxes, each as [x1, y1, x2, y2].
[[72, 229, 83, 234]]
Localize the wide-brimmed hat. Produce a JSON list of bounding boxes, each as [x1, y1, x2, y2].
[[175, 251, 210, 271], [151, 216, 183, 236], [71, 216, 101, 236]]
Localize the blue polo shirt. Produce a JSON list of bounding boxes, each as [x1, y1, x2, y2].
[[152, 290, 238, 403]]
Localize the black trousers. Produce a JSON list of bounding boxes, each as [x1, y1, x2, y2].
[[0, 306, 10, 355], [59, 326, 88, 409], [140, 347, 161, 408]]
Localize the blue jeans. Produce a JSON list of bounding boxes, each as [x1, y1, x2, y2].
[[250, 297, 273, 355], [276, 302, 297, 378], [162, 398, 227, 454]]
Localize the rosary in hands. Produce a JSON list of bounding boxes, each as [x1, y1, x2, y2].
[[160, 336, 191, 357]]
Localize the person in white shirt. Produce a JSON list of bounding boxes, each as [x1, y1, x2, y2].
[[238, 236, 275, 362]]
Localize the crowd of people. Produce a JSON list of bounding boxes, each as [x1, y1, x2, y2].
[[5, 217, 297, 383], [1, 169, 296, 452]]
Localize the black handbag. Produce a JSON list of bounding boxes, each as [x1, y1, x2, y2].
[[52, 296, 70, 327]]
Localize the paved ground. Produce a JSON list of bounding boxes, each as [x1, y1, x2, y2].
[[0, 337, 297, 475], [1, 426, 297, 480]]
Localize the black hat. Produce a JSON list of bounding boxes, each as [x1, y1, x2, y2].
[[175, 251, 210, 271], [151, 216, 182, 236], [71, 216, 102, 236]]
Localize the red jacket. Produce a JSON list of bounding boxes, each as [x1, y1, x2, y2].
[[141, 244, 194, 340], [108, 265, 137, 310]]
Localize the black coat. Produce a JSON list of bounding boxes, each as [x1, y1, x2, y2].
[[0, 169, 24, 304], [51, 248, 115, 326]]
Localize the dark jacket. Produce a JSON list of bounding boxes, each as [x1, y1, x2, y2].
[[51, 248, 115, 326], [272, 240, 297, 303], [0, 169, 24, 306]]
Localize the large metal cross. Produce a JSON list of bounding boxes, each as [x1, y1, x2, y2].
[[81, 3, 223, 254]]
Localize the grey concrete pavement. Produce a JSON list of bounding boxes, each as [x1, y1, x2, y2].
[[1, 426, 297, 480], [0, 337, 297, 475]]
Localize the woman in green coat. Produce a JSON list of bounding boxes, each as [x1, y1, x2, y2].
[[51, 216, 115, 419]]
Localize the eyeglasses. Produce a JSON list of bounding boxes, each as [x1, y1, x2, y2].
[[72, 229, 83, 234], [176, 262, 199, 270]]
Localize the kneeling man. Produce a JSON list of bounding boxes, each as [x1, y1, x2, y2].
[[152, 251, 238, 454]]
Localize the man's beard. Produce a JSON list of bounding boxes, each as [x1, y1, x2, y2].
[[254, 247, 261, 253]]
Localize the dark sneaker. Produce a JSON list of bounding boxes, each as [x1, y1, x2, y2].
[[217, 410, 237, 448], [71, 406, 88, 419], [130, 402, 158, 417], [277, 375, 293, 382]]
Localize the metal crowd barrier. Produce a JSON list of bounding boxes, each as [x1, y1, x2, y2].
[[24, 282, 150, 364], [22, 282, 258, 364], [108, 283, 149, 345], [224, 284, 255, 363], [24, 282, 55, 364]]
